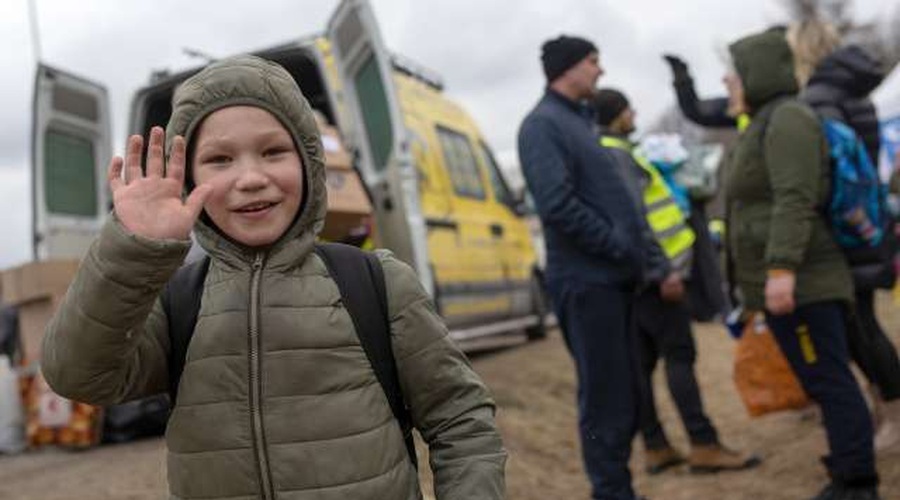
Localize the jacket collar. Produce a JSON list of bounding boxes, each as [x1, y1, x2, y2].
[[544, 88, 595, 120]]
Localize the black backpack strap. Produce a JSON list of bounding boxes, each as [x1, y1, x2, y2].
[[313, 242, 417, 467], [161, 256, 210, 402]]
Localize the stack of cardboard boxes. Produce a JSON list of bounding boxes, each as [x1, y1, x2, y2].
[[314, 112, 375, 245], [1, 260, 104, 449]]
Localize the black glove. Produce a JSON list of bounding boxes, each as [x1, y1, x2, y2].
[[662, 54, 691, 83]]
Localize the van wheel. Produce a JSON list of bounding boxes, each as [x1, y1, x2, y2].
[[525, 272, 548, 341]]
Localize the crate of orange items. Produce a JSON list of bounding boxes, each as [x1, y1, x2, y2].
[[22, 368, 103, 449]]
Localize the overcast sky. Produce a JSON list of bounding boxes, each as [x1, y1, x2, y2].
[[0, 0, 895, 268]]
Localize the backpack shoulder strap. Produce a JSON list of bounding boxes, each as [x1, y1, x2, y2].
[[313, 242, 417, 467], [161, 256, 210, 401]]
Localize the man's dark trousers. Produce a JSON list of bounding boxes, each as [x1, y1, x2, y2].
[[636, 289, 718, 450], [547, 278, 640, 500], [767, 302, 877, 485]]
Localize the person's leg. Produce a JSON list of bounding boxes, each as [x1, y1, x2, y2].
[[549, 279, 639, 500], [658, 299, 719, 446], [855, 290, 900, 401], [635, 292, 668, 451], [846, 295, 879, 388], [635, 292, 687, 475], [855, 289, 900, 454], [767, 302, 877, 489], [655, 298, 760, 472]]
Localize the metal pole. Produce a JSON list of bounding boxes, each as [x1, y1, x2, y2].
[[27, 0, 42, 62]]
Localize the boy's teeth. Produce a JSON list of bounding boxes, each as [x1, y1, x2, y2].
[[241, 202, 271, 211]]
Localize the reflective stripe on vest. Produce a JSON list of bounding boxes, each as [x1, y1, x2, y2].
[[600, 136, 696, 266]]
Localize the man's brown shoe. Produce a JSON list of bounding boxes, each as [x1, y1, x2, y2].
[[688, 444, 761, 474], [644, 446, 686, 475], [875, 399, 900, 455]]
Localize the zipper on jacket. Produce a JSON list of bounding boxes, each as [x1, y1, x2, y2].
[[248, 252, 273, 500]]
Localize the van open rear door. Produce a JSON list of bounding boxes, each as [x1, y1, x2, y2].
[[32, 65, 111, 260], [326, 0, 433, 294]]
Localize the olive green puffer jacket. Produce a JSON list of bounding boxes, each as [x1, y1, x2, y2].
[[41, 56, 506, 500], [725, 31, 853, 310]]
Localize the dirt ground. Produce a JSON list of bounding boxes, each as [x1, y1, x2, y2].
[[1, 295, 899, 500]]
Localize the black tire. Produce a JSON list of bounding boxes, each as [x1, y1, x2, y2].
[[525, 272, 548, 341]]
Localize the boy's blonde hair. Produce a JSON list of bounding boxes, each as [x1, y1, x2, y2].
[[786, 19, 841, 87]]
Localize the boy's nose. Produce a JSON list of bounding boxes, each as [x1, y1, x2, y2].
[[234, 160, 270, 190]]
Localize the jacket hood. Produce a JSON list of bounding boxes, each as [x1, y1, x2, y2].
[[806, 45, 885, 97], [730, 30, 799, 112], [165, 55, 327, 265]]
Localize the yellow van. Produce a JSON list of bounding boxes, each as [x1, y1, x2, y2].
[[30, 0, 546, 343]]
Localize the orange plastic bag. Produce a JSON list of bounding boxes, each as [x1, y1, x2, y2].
[[733, 313, 810, 417]]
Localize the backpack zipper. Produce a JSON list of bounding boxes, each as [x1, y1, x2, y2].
[[248, 252, 273, 500]]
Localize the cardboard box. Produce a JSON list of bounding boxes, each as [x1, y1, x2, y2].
[[1, 260, 79, 307], [321, 126, 353, 170], [17, 296, 61, 365], [325, 167, 373, 215], [313, 110, 354, 170], [321, 164, 374, 244]]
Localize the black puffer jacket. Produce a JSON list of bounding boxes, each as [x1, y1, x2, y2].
[[803, 45, 895, 291], [803, 45, 885, 165]]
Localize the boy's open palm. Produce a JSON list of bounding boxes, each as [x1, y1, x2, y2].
[[108, 127, 212, 241]]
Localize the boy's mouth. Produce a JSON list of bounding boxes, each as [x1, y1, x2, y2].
[[235, 201, 277, 213]]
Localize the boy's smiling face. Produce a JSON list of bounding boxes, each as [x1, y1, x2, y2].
[[191, 106, 304, 248]]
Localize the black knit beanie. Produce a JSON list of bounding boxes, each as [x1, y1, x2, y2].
[[541, 35, 598, 83], [593, 88, 630, 126]]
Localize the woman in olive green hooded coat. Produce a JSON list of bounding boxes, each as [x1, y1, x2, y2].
[[725, 30, 879, 499]]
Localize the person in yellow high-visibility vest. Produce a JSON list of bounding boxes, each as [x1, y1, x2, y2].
[[595, 88, 760, 475]]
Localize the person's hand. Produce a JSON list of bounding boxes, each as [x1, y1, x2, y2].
[[659, 271, 685, 302], [108, 126, 212, 241], [662, 54, 690, 80], [765, 270, 796, 315]]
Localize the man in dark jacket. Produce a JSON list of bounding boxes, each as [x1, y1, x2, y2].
[[803, 44, 900, 455], [518, 35, 647, 500]]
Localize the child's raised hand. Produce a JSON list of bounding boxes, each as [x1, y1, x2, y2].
[[108, 127, 212, 241]]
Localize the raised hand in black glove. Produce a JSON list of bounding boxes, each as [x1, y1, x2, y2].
[[662, 54, 691, 83]]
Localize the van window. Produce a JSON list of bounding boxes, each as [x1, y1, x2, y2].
[[354, 55, 393, 172], [44, 130, 98, 217], [479, 142, 514, 207], [52, 86, 99, 123], [436, 127, 485, 199]]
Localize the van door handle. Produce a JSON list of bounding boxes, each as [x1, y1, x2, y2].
[[426, 217, 458, 231], [490, 223, 504, 237]]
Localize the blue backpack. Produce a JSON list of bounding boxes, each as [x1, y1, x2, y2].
[[821, 118, 886, 249]]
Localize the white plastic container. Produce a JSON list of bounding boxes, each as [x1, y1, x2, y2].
[[0, 355, 26, 453]]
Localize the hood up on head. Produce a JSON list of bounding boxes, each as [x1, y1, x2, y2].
[[729, 30, 799, 113], [165, 55, 327, 260], [807, 44, 885, 97]]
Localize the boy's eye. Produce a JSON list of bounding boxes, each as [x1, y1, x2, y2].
[[204, 155, 231, 165], [263, 147, 291, 158]]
